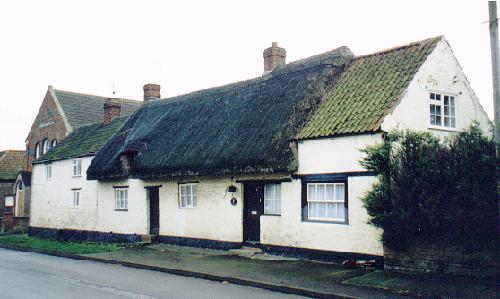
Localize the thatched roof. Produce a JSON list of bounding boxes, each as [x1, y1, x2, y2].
[[297, 37, 441, 139], [33, 117, 128, 164], [87, 47, 354, 180]]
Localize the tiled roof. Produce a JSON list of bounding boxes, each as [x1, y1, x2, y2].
[[33, 117, 128, 164], [297, 36, 441, 139], [54, 90, 142, 130], [0, 150, 25, 180]]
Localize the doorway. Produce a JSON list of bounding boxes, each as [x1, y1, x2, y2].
[[147, 187, 160, 235], [243, 182, 264, 243]]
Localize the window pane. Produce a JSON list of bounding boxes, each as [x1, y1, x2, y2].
[[335, 184, 345, 201], [308, 184, 316, 201], [444, 95, 449, 105], [317, 184, 325, 200], [325, 184, 334, 201], [436, 94, 441, 101], [337, 203, 345, 219], [451, 118, 456, 128], [430, 93, 435, 100], [444, 117, 450, 127]]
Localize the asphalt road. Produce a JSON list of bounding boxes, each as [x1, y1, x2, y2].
[[0, 248, 305, 299]]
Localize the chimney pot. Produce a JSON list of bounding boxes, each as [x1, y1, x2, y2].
[[143, 83, 161, 102], [263, 42, 286, 73], [103, 98, 121, 125]]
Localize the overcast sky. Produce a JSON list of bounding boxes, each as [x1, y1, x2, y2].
[[0, 0, 495, 150]]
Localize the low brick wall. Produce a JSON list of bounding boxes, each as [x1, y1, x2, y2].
[[384, 244, 499, 278]]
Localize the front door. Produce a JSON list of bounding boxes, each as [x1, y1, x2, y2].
[[148, 187, 160, 235], [243, 182, 264, 243]]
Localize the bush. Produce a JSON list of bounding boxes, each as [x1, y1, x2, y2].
[[361, 124, 498, 251], [12, 225, 27, 234]]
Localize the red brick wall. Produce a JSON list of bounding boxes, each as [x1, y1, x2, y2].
[[25, 88, 70, 170]]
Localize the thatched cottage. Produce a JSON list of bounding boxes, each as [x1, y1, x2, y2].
[[30, 36, 491, 260]]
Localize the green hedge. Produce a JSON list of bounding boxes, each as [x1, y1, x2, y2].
[[361, 124, 498, 251]]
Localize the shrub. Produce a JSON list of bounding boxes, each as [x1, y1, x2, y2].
[[361, 124, 498, 251], [12, 225, 27, 234]]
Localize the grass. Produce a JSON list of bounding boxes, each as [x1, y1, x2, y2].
[[0, 234, 122, 254], [343, 270, 500, 298]]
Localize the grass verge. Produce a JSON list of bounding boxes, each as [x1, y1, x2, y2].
[[343, 270, 500, 298], [0, 234, 122, 254]]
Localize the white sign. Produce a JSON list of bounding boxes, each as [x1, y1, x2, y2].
[[5, 196, 14, 207]]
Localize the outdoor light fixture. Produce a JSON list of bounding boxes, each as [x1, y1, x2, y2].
[[227, 185, 237, 193]]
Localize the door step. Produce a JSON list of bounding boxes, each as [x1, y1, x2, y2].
[[140, 235, 159, 244]]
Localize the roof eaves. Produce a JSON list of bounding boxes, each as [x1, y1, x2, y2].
[[50, 86, 73, 133]]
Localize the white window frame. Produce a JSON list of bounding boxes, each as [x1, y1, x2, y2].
[[114, 188, 128, 211], [72, 189, 80, 208], [45, 164, 52, 181], [178, 183, 197, 208], [306, 182, 347, 223], [429, 92, 457, 129], [4, 195, 14, 213], [72, 159, 82, 177], [264, 184, 281, 215]]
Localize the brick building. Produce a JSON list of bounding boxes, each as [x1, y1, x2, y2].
[[1, 85, 143, 229], [0, 150, 25, 230]]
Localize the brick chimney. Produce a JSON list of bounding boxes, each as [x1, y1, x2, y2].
[[263, 42, 286, 73], [103, 98, 121, 125], [143, 83, 161, 102]]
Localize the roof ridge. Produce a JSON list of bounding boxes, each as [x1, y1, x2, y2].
[[355, 36, 443, 59], [54, 89, 140, 103]]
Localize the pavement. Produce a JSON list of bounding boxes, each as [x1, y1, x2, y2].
[[81, 244, 413, 298], [0, 248, 304, 299]]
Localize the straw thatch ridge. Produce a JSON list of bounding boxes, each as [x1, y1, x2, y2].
[[87, 47, 354, 180]]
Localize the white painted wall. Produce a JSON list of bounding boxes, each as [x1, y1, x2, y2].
[[30, 156, 99, 231], [382, 37, 492, 135]]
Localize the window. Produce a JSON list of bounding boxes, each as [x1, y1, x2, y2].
[[45, 164, 52, 180], [115, 188, 128, 210], [35, 143, 40, 159], [429, 92, 456, 128], [179, 184, 197, 208], [72, 189, 80, 207], [4, 195, 14, 213], [306, 183, 346, 222], [42, 139, 49, 155], [51, 139, 57, 148], [72, 159, 82, 176], [264, 184, 281, 215]]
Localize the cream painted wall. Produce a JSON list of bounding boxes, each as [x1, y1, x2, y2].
[[30, 156, 99, 230], [95, 179, 149, 235], [382, 37, 492, 135], [158, 178, 243, 242], [297, 134, 382, 175], [260, 177, 383, 256]]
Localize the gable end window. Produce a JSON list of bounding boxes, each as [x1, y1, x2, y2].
[[35, 143, 40, 159], [302, 181, 348, 224], [42, 139, 49, 155], [264, 184, 281, 215], [179, 183, 197, 208], [51, 139, 57, 148], [115, 188, 128, 211], [72, 159, 82, 176], [429, 92, 456, 128]]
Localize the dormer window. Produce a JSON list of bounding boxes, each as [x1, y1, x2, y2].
[[429, 92, 456, 128]]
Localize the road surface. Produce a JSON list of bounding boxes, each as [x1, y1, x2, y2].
[[0, 248, 304, 299]]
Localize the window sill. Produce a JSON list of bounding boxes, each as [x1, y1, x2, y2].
[[428, 125, 458, 132], [72, 175, 82, 178], [302, 219, 348, 226], [179, 207, 197, 209], [115, 209, 128, 211]]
